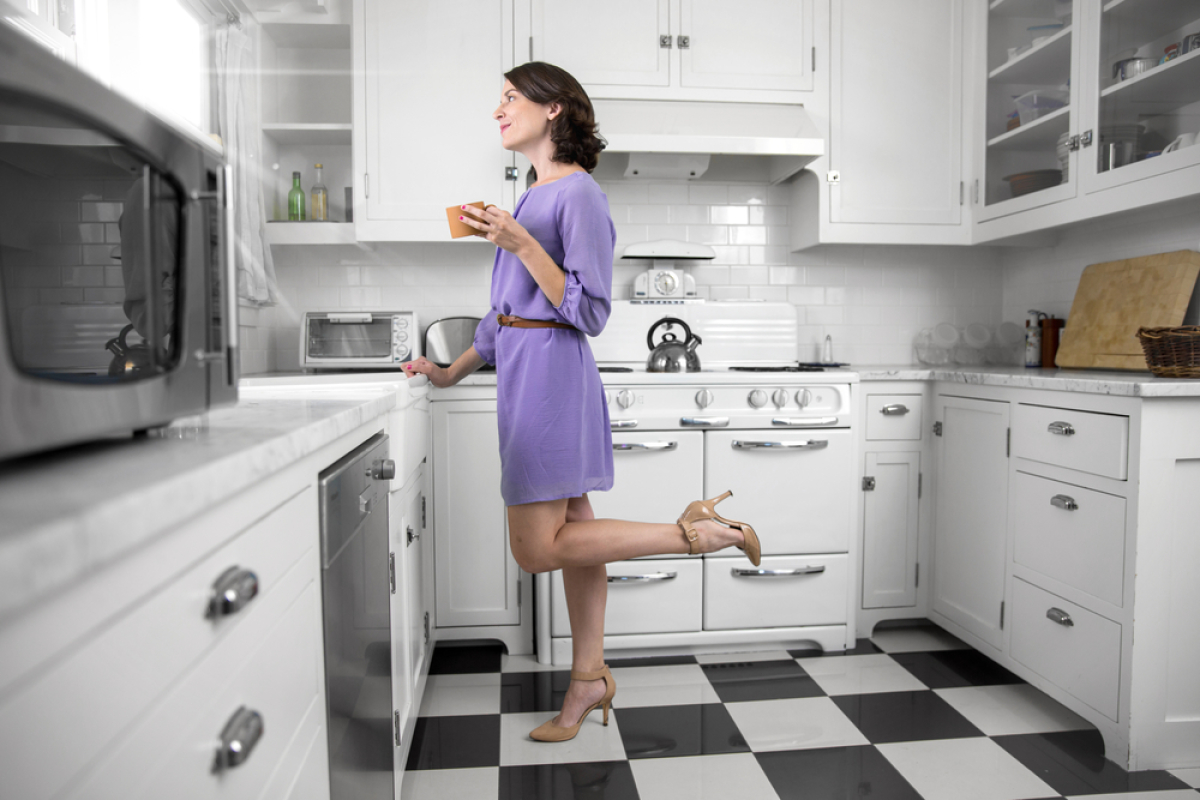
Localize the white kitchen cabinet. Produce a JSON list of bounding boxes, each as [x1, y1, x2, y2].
[[678, 0, 814, 93], [431, 399, 533, 654], [531, 0, 672, 88], [931, 393, 1010, 653], [389, 464, 430, 780], [791, 0, 969, 249], [353, 0, 522, 241], [861, 451, 920, 609]]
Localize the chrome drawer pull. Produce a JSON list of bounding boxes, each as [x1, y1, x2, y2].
[[613, 441, 677, 452], [608, 572, 677, 583], [732, 565, 826, 577], [1046, 607, 1074, 627], [611, 420, 639, 429], [206, 566, 259, 619], [213, 706, 264, 772], [407, 524, 419, 545], [1048, 421, 1075, 436], [772, 416, 838, 426], [1050, 494, 1078, 511], [880, 404, 909, 416], [732, 439, 829, 450], [681, 416, 730, 427]]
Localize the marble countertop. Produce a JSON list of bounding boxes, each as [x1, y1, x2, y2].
[[854, 365, 1200, 397], [0, 389, 395, 620]]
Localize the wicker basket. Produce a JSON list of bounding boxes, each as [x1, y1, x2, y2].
[[1136, 326, 1200, 378]]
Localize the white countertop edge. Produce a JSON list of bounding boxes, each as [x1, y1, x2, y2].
[[854, 365, 1200, 397]]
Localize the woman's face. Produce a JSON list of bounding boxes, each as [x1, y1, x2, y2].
[[494, 80, 557, 153]]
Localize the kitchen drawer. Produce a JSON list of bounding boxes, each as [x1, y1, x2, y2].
[[1012, 472, 1127, 607], [866, 394, 924, 441], [0, 487, 315, 800], [703, 554, 848, 631], [1012, 403, 1129, 480], [1010, 578, 1121, 722], [551, 558, 702, 637], [66, 550, 324, 799]]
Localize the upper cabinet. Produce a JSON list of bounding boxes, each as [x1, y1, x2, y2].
[[531, 0, 816, 102]]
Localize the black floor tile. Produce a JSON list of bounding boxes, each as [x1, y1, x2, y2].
[[756, 745, 923, 800], [792, 638, 883, 659], [616, 703, 749, 760], [606, 654, 697, 668], [832, 690, 985, 743], [501, 670, 572, 713], [428, 643, 504, 675], [499, 761, 640, 800], [701, 659, 825, 703], [888, 649, 1024, 689], [405, 714, 501, 770], [993, 730, 1192, 796]]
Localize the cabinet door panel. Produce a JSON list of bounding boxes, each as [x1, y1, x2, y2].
[[363, 0, 514, 223], [862, 451, 919, 609], [680, 0, 813, 92], [532, 0, 671, 87]]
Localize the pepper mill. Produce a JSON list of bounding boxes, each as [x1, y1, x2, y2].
[[1041, 316, 1065, 368]]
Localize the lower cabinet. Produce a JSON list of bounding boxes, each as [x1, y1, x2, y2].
[[390, 465, 430, 780], [861, 451, 920, 610]]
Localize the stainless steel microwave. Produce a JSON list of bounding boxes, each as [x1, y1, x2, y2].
[[301, 311, 420, 369], [0, 25, 238, 461]]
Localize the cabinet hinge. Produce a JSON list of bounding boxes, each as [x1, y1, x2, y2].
[[1006, 428, 1011, 457], [529, 35, 533, 61], [826, 170, 840, 184], [972, 179, 979, 205], [959, 181, 964, 206], [915, 562, 920, 588], [660, 34, 672, 49], [364, 173, 370, 199], [862, 476, 876, 491], [811, 47, 816, 72], [422, 496, 426, 529], [388, 552, 396, 594], [933, 421, 943, 437], [424, 611, 430, 645], [918, 472, 922, 499], [517, 580, 522, 607], [1000, 600, 1005, 629], [393, 710, 401, 747]]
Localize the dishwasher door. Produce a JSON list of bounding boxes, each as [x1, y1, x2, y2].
[[319, 432, 394, 800]]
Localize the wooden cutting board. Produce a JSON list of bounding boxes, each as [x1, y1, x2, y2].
[[1056, 250, 1200, 370]]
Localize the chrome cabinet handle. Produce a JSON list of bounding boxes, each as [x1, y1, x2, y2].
[[1046, 607, 1074, 627], [608, 572, 677, 583], [611, 420, 639, 428], [732, 566, 826, 577], [880, 404, 909, 416], [1050, 494, 1078, 511], [772, 417, 838, 426], [407, 524, 419, 545], [1048, 421, 1075, 436], [613, 441, 677, 452], [213, 706, 264, 772], [732, 439, 829, 450], [206, 566, 259, 619], [681, 416, 730, 427]]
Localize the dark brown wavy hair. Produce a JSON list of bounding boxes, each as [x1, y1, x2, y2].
[[504, 61, 606, 172]]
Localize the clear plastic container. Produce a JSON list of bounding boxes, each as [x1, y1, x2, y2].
[[1014, 88, 1069, 126]]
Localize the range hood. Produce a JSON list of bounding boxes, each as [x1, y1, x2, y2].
[[594, 99, 824, 184]]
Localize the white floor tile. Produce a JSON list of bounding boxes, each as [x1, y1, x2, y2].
[[499, 710, 627, 766], [877, 737, 1057, 800], [610, 664, 721, 708], [799, 654, 929, 696], [725, 697, 870, 752], [1064, 793, 1200, 800], [630, 753, 781, 800], [501, 653, 565, 672], [694, 649, 795, 664], [401, 766, 498, 800], [935, 683, 1091, 736], [1168, 768, 1200, 788], [870, 626, 969, 653], [417, 673, 501, 717]]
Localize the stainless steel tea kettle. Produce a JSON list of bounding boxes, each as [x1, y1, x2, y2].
[[646, 317, 702, 372]]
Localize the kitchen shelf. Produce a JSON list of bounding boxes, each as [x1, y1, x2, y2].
[[261, 123, 352, 145], [1100, 48, 1200, 117], [266, 222, 356, 245], [261, 21, 350, 50], [1102, 0, 1200, 52], [989, 25, 1072, 83], [989, 0, 1059, 18], [987, 105, 1070, 151]]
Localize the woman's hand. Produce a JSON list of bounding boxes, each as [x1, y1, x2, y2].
[[459, 204, 533, 257], [402, 356, 453, 388]]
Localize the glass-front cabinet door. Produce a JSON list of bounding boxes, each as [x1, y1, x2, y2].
[[1081, 0, 1200, 193], [975, 0, 1082, 222]]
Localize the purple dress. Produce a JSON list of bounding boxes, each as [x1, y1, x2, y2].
[[472, 171, 616, 506]]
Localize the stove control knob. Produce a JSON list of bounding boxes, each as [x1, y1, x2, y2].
[[695, 389, 715, 409], [771, 388, 789, 408], [747, 389, 768, 409], [795, 389, 813, 408], [616, 390, 636, 409]]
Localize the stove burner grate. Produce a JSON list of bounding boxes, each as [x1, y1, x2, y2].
[[728, 364, 826, 372]]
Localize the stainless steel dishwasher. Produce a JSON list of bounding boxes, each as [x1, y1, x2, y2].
[[319, 432, 396, 800]]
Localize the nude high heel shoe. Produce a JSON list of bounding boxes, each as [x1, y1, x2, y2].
[[677, 489, 762, 566], [528, 665, 617, 742]]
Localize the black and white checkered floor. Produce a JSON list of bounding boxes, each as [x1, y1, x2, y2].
[[401, 625, 1200, 799]]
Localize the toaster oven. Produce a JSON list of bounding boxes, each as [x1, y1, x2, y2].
[[301, 311, 420, 369]]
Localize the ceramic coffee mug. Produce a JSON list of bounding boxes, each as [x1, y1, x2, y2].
[[446, 202, 493, 238], [1163, 133, 1196, 153]]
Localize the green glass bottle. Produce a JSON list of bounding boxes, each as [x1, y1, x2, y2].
[[287, 171, 306, 221]]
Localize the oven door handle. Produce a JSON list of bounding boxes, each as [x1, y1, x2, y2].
[[608, 572, 677, 583], [611, 420, 639, 429], [732, 439, 829, 450], [613, 441, 677, 452], [772, 417, 838, 427], [680, 416, 730, 427], [732, 566, 826, 577]]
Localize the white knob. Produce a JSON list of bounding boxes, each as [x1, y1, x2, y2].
[[747, 389, 768, 409], [617, 390, 636, 409], [604, 391, 611, 405], [397, 332, 408, 342], [771, 389, 789, 408], [795, 389, 812, 408], [695, 389, 714, 409]]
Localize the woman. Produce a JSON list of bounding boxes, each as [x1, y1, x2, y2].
[[402, 62, 761, 742]]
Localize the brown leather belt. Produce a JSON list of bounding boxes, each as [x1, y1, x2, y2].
[[497, 313, 576, 330]]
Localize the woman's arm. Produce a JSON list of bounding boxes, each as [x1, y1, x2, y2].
[[402, 346, 486, 387], [514, 241, 566, 307], [459, 204, 565, 307]]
